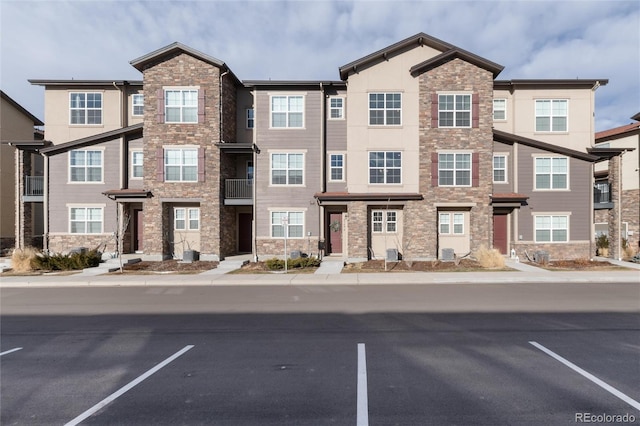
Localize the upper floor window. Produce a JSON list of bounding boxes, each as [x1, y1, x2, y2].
[[535, 157, 568, 190], [369, 93, 401, 125], [535, 215, 568, 242], [329, 154, 344, 181], [369, 151, 401, 184], [372, 210, 397, 233], [438, 153, 471, 186], [132, 94, 144, 116], [70, 92, 102, 125], [271, 95, 303, 128], [174, 207, 200, 230], [493, 155, 507, 183], [271, 153, 304, 185], [70, 149, 102, 182], [329, 97, 344, 119], [439, 94, 470, 128], [165, 89, 198, 123], [271, 211, 304, 238], [131, 151, 143, 179], [246, 108, 255, 129], [165, 148, 197, 182], [535, 99, 567, 132], [70, 207, 103, 234], [493, 99, 506, 121]]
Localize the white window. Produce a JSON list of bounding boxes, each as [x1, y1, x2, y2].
[[439, 213, 465, 235], [439, 153, 471, 186], [174, 207, 200, 231], [535, 215, 568, 242], [271, 153, 303, 185], [493, 99, 506, 121], [70, 150, 103, 182], [246, 108, 254, 129], [329, 154, 344, 181], [329, 97, 344, 119], [369, 93, 401, 125], [439, 94, 470, 128], [372, 210, 397, 233], [70, 92, 102, 125], [271, 95, 303, 128], [70, 207, 103, 234], [493, 155, 507, 183], [165, 89, 198, 123], [132, 94, 144, 116], [165, 148, 197, 182], [131, 151, 143, 179], [271, 211, 304, 238], [369, 151, 401, 184], [535, 99, 567, 132], [535, 157, 568, 190]]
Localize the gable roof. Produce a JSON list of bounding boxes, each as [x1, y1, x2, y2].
[[339, 32, 503, 80], [1, 90, 43, 126], [595, 121, 640, 142], [40, 123, 143, 155], [28, 80, 142, 87], [493, 129, 599, 162], [410, 47, 504, 78]]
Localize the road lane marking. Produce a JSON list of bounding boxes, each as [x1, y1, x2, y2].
[[0, 347, 23, 356], [65, 345, 194, 426], [529, 341, 640, 411], [357, 343, 369, 426]]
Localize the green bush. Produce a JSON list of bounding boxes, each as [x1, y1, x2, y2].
[[596, 233, 609, 249], [265, 256, 321, 271], [34, 250, 102, 271]]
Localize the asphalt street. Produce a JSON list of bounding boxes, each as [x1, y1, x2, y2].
[[1, 283, 639, 425]]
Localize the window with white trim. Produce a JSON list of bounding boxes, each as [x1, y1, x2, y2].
[[493, 155, 507, 183], [271, 211, 304, 238], [438, 153, 471, 186], [165, 89, 198, 123], [271, 95, 304, 128], [535, 215, 568, 242], [165, 148, 197, 182], [329, 97, 344, 119], [174, 207, 200, 230], [369, 151, 401, 184], [131, 151, 143, 179], [246, 108, 254, 129], [369, 93, 401, 125], [70, 92, 102, 125], [535, 157, 568, 190], [372, 210, 397, 233], [70, 207, 103, 234], [329, 154, 344, 181], [70, 150, 103, 182], [439, 212, 465, 235], [439, 94, 470, 127], [535, 99, 567, 132], [271, 153, 304, 185], [132, 94, 144, 116], [493, 99, 506, 120]]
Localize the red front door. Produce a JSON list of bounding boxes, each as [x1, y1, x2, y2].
[[493, 214, 508, 255], [328, 213, 342, 254]]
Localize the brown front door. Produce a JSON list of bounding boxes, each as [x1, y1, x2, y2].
[[238, 213, 252, 253], [328, 212, 342, 254], [493, 214, 508, 255], [134, 209, 144, 252]]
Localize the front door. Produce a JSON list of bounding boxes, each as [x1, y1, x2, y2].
[[493, 213, 508, 255], [238, 213, 252, 253], [328, 212, 343, 254], [134, 209, 143, 252]]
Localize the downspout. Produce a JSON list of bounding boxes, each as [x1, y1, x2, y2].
[[42, 152, 49, 253], [319, 82, 326, 256], [251, 89, 258, 262], [14, 146, 22, 249], [219, 70, 230, 143]]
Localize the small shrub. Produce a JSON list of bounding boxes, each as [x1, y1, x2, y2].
[[265, 256, 321, 271], [11, 247, 40, 272], [265, 258, 284, 270], [596, 234, 609, 249], [474, 245, 505, 269], [33, 249, 102, 271]]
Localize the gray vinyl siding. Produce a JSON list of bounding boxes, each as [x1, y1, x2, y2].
[[128, 137, 144, 189], [492, 141, 513, 193], [253, 88, 323, 238], [47, 139, 120, 234], [516, 144, 592, 241]]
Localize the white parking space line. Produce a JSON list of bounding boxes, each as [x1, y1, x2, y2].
[[65, 345, 194, 426], [357, 343, 369, 426], [0, 347, 23, 356], [530, 341, 640, 411]]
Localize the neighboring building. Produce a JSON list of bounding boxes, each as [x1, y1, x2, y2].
[[593, 114, 639, 259], [28, 33, 609, 261], [0, 90, 44, 253]]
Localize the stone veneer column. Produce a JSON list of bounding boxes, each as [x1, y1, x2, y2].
[[347, 202, 368, 260], [608, 155, 621, 259]]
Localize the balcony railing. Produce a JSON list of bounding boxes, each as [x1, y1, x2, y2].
[[225, 179, 253, 200], [594, 183, 611, 204], [24, 176, 44, 196]]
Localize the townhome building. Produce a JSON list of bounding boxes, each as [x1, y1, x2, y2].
[[24, 33, 612, 262]]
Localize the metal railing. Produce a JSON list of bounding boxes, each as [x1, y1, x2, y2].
[[594, 183, 611, 204], [224, 178, 253, 199], [24, 176, 44, 196]]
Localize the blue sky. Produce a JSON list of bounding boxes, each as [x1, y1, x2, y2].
[[1, 0, 638, 131]]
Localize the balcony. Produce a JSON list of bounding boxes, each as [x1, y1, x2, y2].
[[224, 179, 253, 205], [23, 176, 44, 202], [594, 182, 613, 209]]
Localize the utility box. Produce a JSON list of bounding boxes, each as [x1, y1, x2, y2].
[[386, 248, 399, 262], [441, 248, 455, 261], [533, 251, 549, 264], [290, 250, 301, 259]]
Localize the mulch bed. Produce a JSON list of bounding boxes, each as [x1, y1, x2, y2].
[[115, 260, 219, 274], [343, 259, 501, 272], [528, 259, 629, 271]]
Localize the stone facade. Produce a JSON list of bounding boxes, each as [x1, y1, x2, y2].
[[48, 234, 116, 254], [512, 241, 591, 260], [622, 188, 639, 252], [346, 202, 368, 260]]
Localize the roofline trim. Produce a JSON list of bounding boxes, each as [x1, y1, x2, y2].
[[40, 123, 143, 155], [493, 129, 599, 162], [0, 90, 44, 125]]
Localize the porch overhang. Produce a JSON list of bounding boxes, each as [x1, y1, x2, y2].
[[103, 189, 152, 201], [216, 142, 259, 154], [315, 192, 423, 205], [490, 193, 529, 208]]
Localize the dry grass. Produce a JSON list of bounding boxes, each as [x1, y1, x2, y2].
[[623, 246, 637, 260], [473, 245, 505, 269], [10, 247, 40, 272]]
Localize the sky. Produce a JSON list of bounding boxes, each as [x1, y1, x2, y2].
[[1, 0, 638, 132]]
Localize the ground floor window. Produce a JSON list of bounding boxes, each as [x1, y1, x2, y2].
[[70, 207, 103, 234], [271, 211, 304, 238], [535, 215, 568, 242], [174, 207, 200, 230], [372, 210, 397, 233], [439, 212, 465, 235]]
